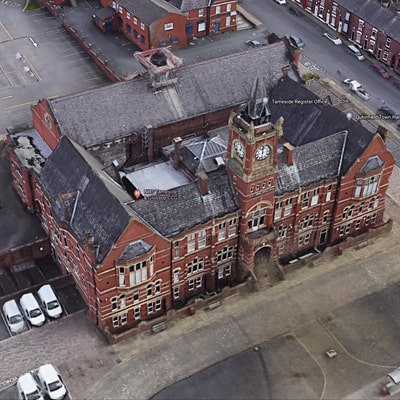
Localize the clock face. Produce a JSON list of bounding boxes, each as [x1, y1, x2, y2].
[[255, 145, 270, 161], [234, 140, 244, 159]]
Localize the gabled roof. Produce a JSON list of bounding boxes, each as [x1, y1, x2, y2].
[[39, 137, 133, 262], [337, 0, 400, 42], [167, 0, 208, 12], [360, 155, 384, 174], [47, 41, 295, 148], [119, 240, 153, 260], [269, 77, 375, 176], [276, 131, 347, 195], [116, 0, 167, 25], [129, 170, 239, 237]]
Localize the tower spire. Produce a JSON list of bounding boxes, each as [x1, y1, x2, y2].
[[243, 77, 271, 125]]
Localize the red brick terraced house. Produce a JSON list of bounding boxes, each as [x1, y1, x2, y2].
[[295, 0, 400, 76], [166, 0, 238, 39], [5, 44, 395, 341], [96, 0, 188, 50]]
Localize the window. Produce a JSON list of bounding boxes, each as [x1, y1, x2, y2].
[[225, 265, 231, 276], [268, 178, 273, 187], [358, 202, 364, 214], [357, 19, 364, 30], [126, 24, 131, 34], [217, 246, 234, 262], [155, 280, 161, 294], [248, 209, 266, 231], [134, 30, 138, 39], [126, 12, 130, 19], [383, 51, 388, 61], [173, 287, 180, 299], [218, 266, 224, 280], [147, 283, 153, 297], [187, 233, 195, 252], [129, 261, 147, 285], [278, 225, 287, 238], [250, 185, 254, 194], [140, 22, 145, 30], [198, 8, 204, 17], [173, 269, 180, 283], [111, 297, 117, 310], [134, 307, 140, 319], [147, 302, 153, 314], [150, 256, 154, 276], [174, 241, 180, 259], [299, 233, 311, 246], [371, 28, 377, 39], [302, 191, 310, 209], [155, 299, 162, 311], [262, 180, 266, 189], [187, 257, 204, 274], [140, 35, 145, 44], [164, 22, 173, 31], [228, 219, 237, 237], [364, 175, 379, 197], [188, 279, 195, 291], [133, 17, 137, 25], [371, 213, 377, 224], [365, 215, 371, 225], [216, 5, 221, 13], [256, 183, 260, 191], [218, 265, 231, 279], [311, 188, 319, 206], [227, 3, 231, 11], [386, 37, 391, 48], [196, 276, 202, 288], [119, 295, 126, 308], [198, 229, 206, 248], [120, 312, 127, 325], [326, 184, 332, 202], [119, 267, 125, 287], [112, 316, 119, 327], [218, 222, 226, 241], [355, 180, 362, 198], [198, 21, 206, 32], [299, 215, 314, 230], [322, 210, 329, 224], [342, 205, 354, 220], [284, 198, 292, 217], [274, 202, 282, 221], [133, 289, 139, 303]]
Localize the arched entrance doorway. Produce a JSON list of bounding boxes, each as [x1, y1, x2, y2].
[[253, 246, 281, 285]]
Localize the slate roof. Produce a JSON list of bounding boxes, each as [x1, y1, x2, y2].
[[166, 0, 208, 12], [116, 0, 167, 25], [39, 137, 133, 262], [119, 240, 153, 260], [129, 169, 239, 237], [47, 41, 295, 148], [337, 0, 400, 42], [276, 131, 347, 195], [96, 6, 116, 19], [269, 77, 375, 177]]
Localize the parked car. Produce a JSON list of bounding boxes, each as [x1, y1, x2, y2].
[[288, 6, 303, 16], [323, 32, 342, 45], [37, 284, 63, 319], [378, 106, 396, 117], [20, 293, 45, 327], [274, 0, 286, 4], [371, 64, 390, 79], [17, 373, 43, 400], [246, 39, 262, 48], [343, 79, 362, 91], [289, 35, 305, 49], [2, 299, 25, 334], [347, 44, 365, 61], [38, 364, 67, 400]]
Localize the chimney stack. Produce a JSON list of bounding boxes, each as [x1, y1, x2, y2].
[[283, 142, 295, 165], [197, 171, 209, 195], [292, 48, 302, 67], [376, 125, 388, 142], [281, 65, 290, 78], [173, 137, 182, 169]]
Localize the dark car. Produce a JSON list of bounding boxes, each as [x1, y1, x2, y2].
[[378, 106, 396, 117], [372, 64, 390, 79], [288, 6, 303, 16], [289, 35, 305, 49]]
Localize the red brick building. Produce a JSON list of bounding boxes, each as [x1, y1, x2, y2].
[[295, 0, 400, 76], [5, 45, 395, 341]]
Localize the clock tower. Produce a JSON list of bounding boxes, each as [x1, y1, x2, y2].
[[226, 77, 284, 283]]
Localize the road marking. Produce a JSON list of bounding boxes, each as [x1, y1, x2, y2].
[[0, 21, 13, 40], [0, 95, 13, 100], [4, 100, 35, 110], [22, 55, 41, 81]]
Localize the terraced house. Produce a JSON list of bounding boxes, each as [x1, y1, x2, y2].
[[5, 43, 395, 342]]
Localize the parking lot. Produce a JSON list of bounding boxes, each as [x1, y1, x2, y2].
[[0, 2, 109, 134]]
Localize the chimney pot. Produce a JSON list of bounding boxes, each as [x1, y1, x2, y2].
[[197, 171, 209, 195], [376, 125, 388, 142]]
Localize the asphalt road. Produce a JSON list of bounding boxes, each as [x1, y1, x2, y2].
[[242, 0, 400, 116]]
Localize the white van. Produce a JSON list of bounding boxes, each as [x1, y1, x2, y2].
[[20, 293, 45, 327], [37, 285, 62, 319], [347, 44, 365, 61], [37, 364, 67, 400], [17, 373, 44, 400], [2, 299, 25, 334]]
